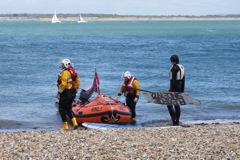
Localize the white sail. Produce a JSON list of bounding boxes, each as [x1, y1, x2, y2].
[[77, 13, 87, 23], [51, 11, 61, 23]]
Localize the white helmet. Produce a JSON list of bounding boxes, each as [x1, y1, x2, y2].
[[61, 59, 71, 68], [124, 71, 131, 79]]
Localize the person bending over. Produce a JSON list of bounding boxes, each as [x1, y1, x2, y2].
[[116, 71, 140, 124]]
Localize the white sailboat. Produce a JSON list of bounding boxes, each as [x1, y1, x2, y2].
[[77, 13, 87, 23], [51, 11, 61, 23]]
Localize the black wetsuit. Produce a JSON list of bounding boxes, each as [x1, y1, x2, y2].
[[126, 94, 137, 119], [168, 64, 185, 125], [59, 89, 76, 122]]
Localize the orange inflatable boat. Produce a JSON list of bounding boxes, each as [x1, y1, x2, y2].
[[72, 94, 131, 124]]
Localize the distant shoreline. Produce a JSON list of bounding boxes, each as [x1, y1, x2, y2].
[[1, 16, 240, 21]]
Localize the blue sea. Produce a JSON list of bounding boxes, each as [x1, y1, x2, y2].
[[0, 20, 239, 132]]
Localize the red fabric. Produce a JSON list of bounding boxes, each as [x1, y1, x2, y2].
[[67, 66, 77, 89], [93, 69, 100, 95], [168, 86, 172, 92], [67, 66, 77, 77], [122, 76, 136, 94]]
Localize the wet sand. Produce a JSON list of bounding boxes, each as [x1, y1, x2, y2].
[[0, 123, 239, 159]]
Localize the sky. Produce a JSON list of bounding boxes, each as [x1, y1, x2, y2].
[[1, 0, 240, 16]]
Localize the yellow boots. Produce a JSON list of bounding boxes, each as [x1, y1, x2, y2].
[[71, 118, 79, 130], [61, 118, 78, 130], [61, 122, 69, 130]]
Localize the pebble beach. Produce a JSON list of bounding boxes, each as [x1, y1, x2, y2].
[[0, 123, 239, 159]]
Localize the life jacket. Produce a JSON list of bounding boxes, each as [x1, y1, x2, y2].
[[122, 76, 136, 95], [169, 64, 185, 81], [57, 66, 78, 89]]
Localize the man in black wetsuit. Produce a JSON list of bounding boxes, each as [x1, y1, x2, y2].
[[167, 55, 185, 126]]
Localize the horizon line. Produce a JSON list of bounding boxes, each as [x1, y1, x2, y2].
[[1, 13, 240, 17]]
